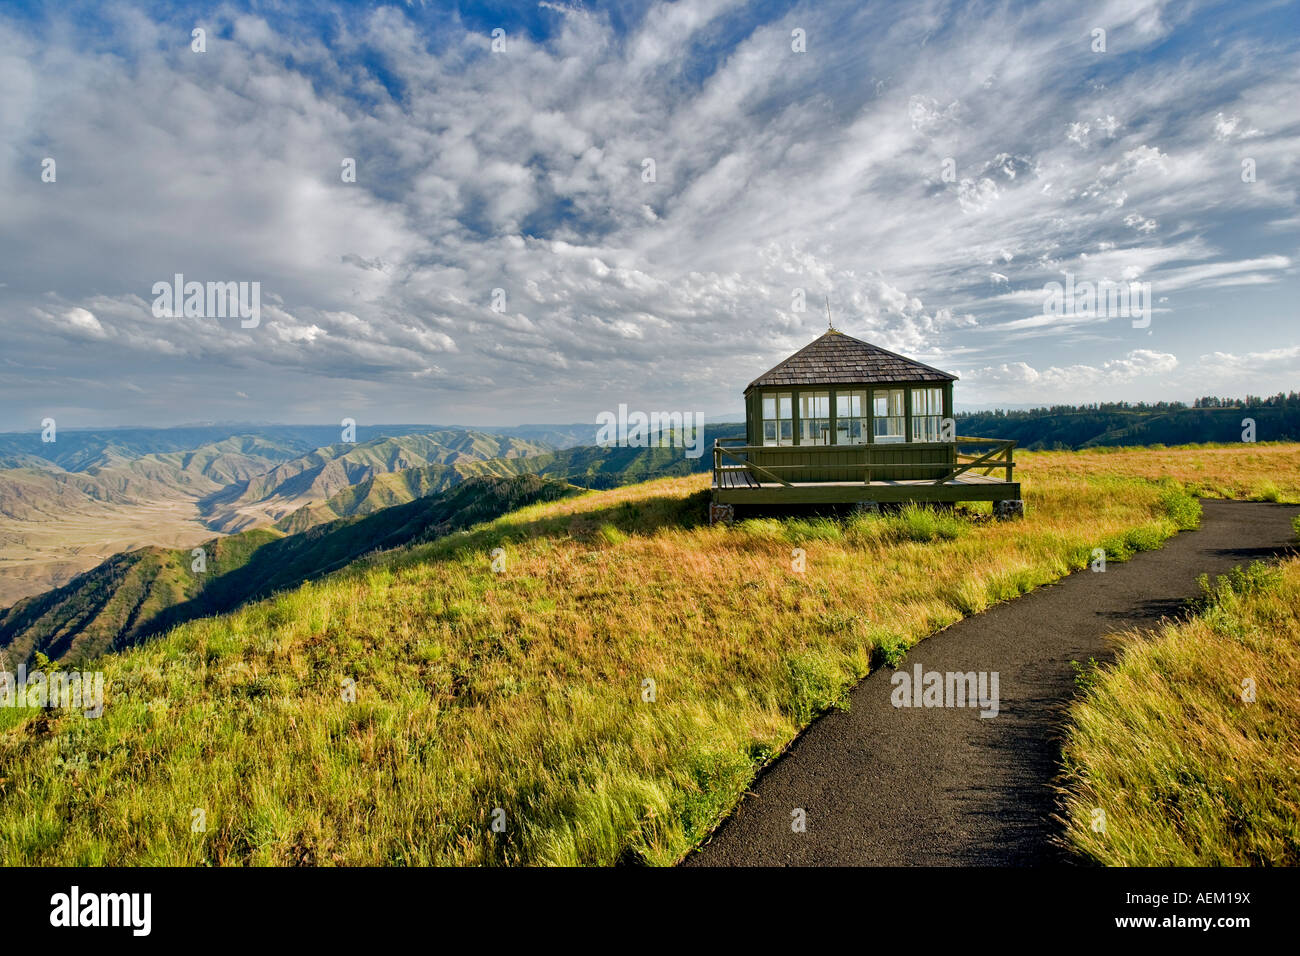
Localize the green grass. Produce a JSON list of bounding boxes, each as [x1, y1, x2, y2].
[[0, 476, 574, 668], [837, 504, 975, 548], [1058, 557, 1300, 865], [0, 445, 1294, 866]]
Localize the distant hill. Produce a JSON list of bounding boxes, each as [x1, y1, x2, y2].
[[0, 427, 561, 605], [272, 463, 465, 532], [0, 474, 578, 667], [270, 423, 746, 532], [200, 430, 553, 532], [466, 423, 601, 449], [0, 421, 745, 649], [0, 419, 764, 605], [0, 434, 326, 606], [0, 435, 308, 521], [958, 401, 1300, 449], [511, 421, 745, 488], [0, 424, 451, 471]]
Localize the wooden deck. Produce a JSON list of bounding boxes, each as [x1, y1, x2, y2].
[[711, 437, 1021, 506], [713, 473, 1019, 504]]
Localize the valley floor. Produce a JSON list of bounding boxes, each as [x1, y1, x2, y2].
[[0, 496, 212, 607]]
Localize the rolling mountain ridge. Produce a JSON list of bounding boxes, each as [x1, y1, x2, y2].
[[198, 431, 554, 532], [0, 474, 578, 667], [0, 428, 559, 604]]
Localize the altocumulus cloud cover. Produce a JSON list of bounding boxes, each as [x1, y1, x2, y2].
[[1, 0, 1297, 430]]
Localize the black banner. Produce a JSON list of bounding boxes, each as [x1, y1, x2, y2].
[[5, 865, 1288, 943]]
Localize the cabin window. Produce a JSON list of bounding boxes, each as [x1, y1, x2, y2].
[[835, 389, 868, 444], [911, 387, 945, 442], [761, 392, 793, 446], [873, 388, 905, 443], [799, 392, 831, 445]]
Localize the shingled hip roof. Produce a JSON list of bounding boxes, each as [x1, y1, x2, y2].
[[746, 330, 958, 391]]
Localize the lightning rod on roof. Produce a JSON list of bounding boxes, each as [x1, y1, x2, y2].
[[825, 297, 835, 332]]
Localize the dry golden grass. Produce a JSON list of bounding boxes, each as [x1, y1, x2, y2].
[[0, 442, 1295, 865], [1027, 442, 1300, 503], [1059, 556, 1300, 865]]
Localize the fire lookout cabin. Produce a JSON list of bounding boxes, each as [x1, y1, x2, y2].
[[710, 329, 1023, 521]]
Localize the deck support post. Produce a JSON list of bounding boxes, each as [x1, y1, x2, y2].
[[993, 499, 1025, 520], [852, 500, 880, 514], [709, 503, 735, 526]]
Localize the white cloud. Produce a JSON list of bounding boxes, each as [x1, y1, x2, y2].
[[35, 306, 110, 340], [965, 349, 1178, 396], [1212, 112, 1260, 142], [0, 0, 1296, 426], [1197, 345, 1300, 371]]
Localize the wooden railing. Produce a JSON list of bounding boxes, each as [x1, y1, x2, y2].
[[714, 439, 792, 486], [936, 436, 1016, 484], [712, 435, 1015, 488]]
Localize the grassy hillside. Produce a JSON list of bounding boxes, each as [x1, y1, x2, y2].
[[0, 530, 276, 668], [1058, 551, 1300, 865], [1012, 442, 1300, 502], [0, 476, 577, 668], [3, 444, 1296, 865]]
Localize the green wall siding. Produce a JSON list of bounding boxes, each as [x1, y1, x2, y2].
[[743, 441, 956, 482]]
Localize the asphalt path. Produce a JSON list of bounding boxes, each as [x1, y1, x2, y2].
[[684, 500, 1300, 866]]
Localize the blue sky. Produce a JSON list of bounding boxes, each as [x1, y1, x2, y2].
[[1, 0, 1297, 429]]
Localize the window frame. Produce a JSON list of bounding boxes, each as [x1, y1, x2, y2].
[[799, 391, 832, 446], [834, 389, 869, 445], [910, 386, 945, 443], [760, 390, 794, 446], [872, 387, 906, 443]]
